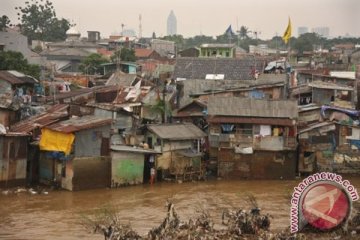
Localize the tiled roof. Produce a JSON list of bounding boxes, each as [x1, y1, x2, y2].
[[173, 57, 261, 80], [147, 123, 206, 140], [41, 47, 91, 57], [97, 48, 113, 57], [135, 48, 154, 58], [208, 97, 298, 119]]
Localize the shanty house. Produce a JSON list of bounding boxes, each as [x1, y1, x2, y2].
[[207, 97, 298, 179], [309, 81, 355, 109], [110, 145, 160, 187], [0, 70, 39, 127], [173, 99, 208, 131], [39, 115, 112, 191], [9, 104, 69, 184], [145, 123, 207, 180], [298, 105, 360, 174], [292, 70, 357, 108], [0, 132, 29, 187]]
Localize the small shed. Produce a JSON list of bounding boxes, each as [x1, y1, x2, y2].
[[110, 145, 160, 187]]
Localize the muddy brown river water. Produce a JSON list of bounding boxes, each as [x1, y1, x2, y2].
[[1, 178, 360, 240]]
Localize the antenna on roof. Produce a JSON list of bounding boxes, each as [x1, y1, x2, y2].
[[121, 23, 125, 35], [139, 14, 142, 39]]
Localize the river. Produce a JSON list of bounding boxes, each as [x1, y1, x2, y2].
[[1, 177, 360, 239]]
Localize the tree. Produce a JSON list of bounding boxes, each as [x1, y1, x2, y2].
[[0, 15, 11, 31], [267, 36, 285, 50], [111, 48, 136, 62], [15, 0, 71, 42], [161, 34, 185, 50], [79, 53, 109, 75], [292, 33, 322, 54], [184, 35, 215, 49], [0, 51, 40, 79], [239, 26, 250, 39]]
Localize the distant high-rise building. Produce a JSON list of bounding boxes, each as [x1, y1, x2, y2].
[[312, 27, 330, 38], [298, 27, 308, 36], [167, 10, 177, 36]]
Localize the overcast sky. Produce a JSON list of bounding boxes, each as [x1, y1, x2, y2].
[[2, 0, 359, 39]]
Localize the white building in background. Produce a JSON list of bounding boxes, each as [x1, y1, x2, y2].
[[298, 27, 308, 36], [167, 10, 177, 36], [249, 44, 278, 56], [121, 29, 137, 37], [312, 27, 330, 38]]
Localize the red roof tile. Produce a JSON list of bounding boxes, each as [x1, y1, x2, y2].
[[135, 48, 154, 58]]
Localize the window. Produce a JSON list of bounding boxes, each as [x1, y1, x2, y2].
[[225, 51, 230, 57], [221, 124, 235, 134], [236, 124, 252, 135]]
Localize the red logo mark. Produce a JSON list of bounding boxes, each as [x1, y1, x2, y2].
[[301, 183, 350, 230]]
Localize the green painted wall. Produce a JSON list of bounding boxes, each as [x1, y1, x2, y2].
[[111, 151, 144, 187], [199, 47, 234, 58]]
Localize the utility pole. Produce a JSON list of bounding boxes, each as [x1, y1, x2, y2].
[[162, 83, 166, 124], [50, 63, 56, 104]]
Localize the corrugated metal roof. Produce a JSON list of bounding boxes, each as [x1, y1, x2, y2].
[[147, 123, 206, 140], [106, 71, 138, 86], [298, 104, 321, 112], [40, 85, 113, 102], [208, 97, 298, 119], [0, 132, 30, 137], [175, 99, 207, 118], [10, 104, 69, 133], [0, 70, 38, 85], [309, 81, 354, 91], [298, 122, 335, 134], [207, 116, 296, 126], [46, 115, 112, 133], [111, 145, 160, 154]]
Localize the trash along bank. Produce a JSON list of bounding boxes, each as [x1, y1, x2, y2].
[[81, 198, 360, 240]]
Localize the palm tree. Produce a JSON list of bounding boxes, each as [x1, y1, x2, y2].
[[239, 26, 250, 39]]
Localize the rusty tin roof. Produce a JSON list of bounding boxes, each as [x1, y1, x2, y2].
[[46, 115, 112, 133]]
